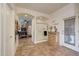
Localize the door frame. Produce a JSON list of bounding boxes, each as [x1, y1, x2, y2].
[[17, 14, 34, 43]]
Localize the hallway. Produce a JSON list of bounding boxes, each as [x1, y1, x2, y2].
[[15, 38, 79, 56]]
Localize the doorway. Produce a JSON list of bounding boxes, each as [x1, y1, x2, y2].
[[16, 14, 33, 43]]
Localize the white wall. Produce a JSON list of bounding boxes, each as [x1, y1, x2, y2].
[[5, 4, 15, 56], [0, 4, 16, 56], [0, 4, 1, 56], [49, 4, 79, 52], [0, 4, 4, 56], [1, 4, 6, 56]]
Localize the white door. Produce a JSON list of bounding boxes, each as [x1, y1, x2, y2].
[[4, 5, 15, 56]]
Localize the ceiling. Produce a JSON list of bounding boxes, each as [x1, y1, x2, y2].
[[15, 3, 68, 14]]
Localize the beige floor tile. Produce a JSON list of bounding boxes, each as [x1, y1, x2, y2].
[[15, 38, 79, 56]]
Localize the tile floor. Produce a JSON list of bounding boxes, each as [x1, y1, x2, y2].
[[15, 38, 79, 56]]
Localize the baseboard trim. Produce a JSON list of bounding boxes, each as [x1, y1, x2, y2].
[[63, 44, 79, 52], [34, 39, 48, 44]]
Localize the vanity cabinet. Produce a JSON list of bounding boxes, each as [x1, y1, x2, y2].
[[48, 32, 59, 47]]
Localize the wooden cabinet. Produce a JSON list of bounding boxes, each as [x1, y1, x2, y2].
[[48, 32, 59, 47]]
